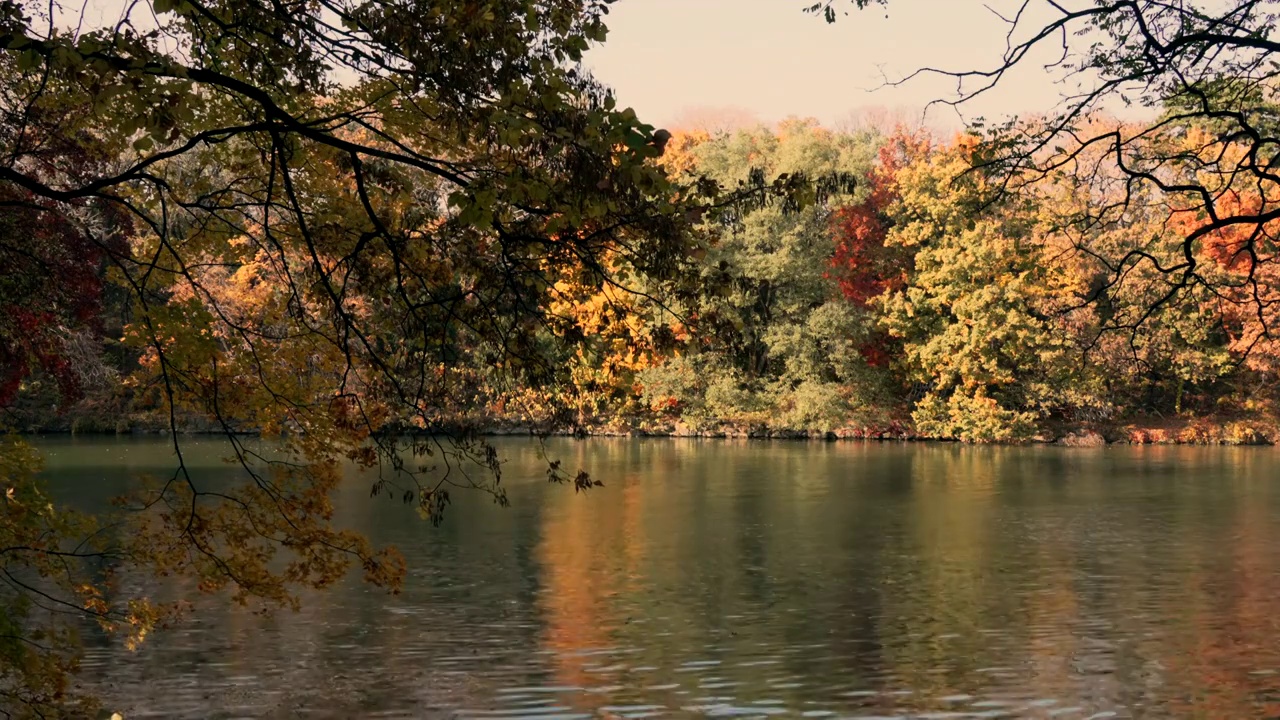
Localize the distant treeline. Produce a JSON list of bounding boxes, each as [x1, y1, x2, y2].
[[15, 118, 1280, 445]]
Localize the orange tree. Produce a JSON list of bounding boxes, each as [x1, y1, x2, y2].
[[0, 0, 797, 714]]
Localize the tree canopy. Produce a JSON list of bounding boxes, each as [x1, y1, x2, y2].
[[7, 0, 1280, 715], [0, 0, 701, 712], [821, 0, 1280, 342]]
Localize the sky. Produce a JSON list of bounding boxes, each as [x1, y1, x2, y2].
[[583, 0, 1079, 132], [63, 0, 1095, 133]]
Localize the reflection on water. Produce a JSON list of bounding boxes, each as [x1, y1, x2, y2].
[[35, 437, 1280, 719]]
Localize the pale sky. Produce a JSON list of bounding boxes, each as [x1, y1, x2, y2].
[[584, 0, 1081, 131], [67, 0, 1091, 132]]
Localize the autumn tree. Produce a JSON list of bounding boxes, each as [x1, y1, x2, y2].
[[0, 0, 862, 710], [808, 0, 1280, 434], [0, 0, 711, 713], [828, 128, 929, 372], [874, 138, 1089, 441], [0, 192, 120, 412], [639, 120, 879, 432], [873, 124, 1247, 441], [822, 0, 1280, 349]]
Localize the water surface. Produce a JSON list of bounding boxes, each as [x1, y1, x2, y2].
[[37, 437, 1280, 719]]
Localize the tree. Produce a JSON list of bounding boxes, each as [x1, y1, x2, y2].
[[1, 1, 848, 710], [828, 128, 930, 369], [823, 0, 1280, 343], [0, 0, 702, 713], [0, 191, 120, 410], [810, 0, 1280, 435], [875, 137, 1094, 441], [874, 124, 1248, 441], [639, 120, 877, 432]]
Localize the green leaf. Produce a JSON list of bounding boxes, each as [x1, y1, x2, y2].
[[16, 49, 41, 71]]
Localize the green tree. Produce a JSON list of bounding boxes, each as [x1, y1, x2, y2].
[[640, 120, 879, 432]]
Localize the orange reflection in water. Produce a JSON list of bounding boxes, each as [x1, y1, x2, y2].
[[1164, 490, 1280, 718], [535, 468, 647, 693]]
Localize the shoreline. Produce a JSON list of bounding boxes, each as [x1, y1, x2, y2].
[[21, 417, 1279, 446]]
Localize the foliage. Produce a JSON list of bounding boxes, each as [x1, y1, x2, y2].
[[542, 254, 674, 425], [875, 138, 1092, 441], [0, 0, 701, 713], [638, 120, 885, 432], [874, 124, 1249, 441], [0, 437, 165, 717], [0, 0, 870, 710], [805, 0, 888, 24], [0, 438, 90, 715], [828, 128, 929, 368], [9, 0, 1280, 711], [820, 2, 1280, 391]]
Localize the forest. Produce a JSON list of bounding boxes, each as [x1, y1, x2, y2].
[[4, 0, 1280, 715], [8, 115, 1279, 446]]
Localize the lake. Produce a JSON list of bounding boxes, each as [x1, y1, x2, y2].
[[35, 437, 1280, 719]]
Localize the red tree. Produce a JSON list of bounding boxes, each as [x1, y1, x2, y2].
[[828, 128, 931, 365], [0, 189, 121, 408]]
